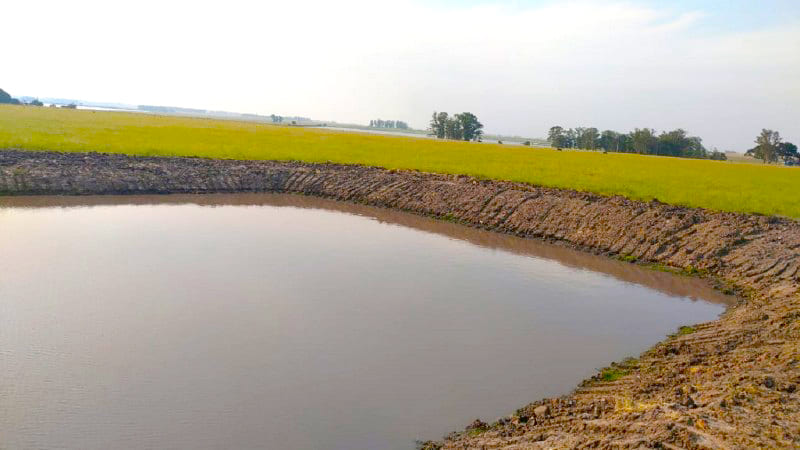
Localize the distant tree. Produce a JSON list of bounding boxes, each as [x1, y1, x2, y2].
[[570, 127, 599, 149], [656, 129, 686, 156], [747, 129, 782, 163], [709, 150, 727, 161], [371, 119, 409, 129], [62, 103, 77, 109], [430, 111, 482, 141], [28, 98, 43, 107], [430, 111, 448, 138], [686, 136, 706, 158], [0, 88, 20, 105], [598, 130, 618, 151], [0, 89, 11, 103], [455, 112, 483, 141], [630, 128, 657, 154], [564, 128, 577, 148], [657, 129, 706, 158], [574, 127, 586, 148], [549, 125, 719, 158], [444, 117, 462, 140], [583, 127, 599, 149], [778, 141, 798, 163], [522, 140, 531, 146], [548, 126, 568, 148], [619, 133, 633, 152]]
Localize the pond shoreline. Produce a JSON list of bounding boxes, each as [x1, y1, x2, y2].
[[2, 149, 799, 448]]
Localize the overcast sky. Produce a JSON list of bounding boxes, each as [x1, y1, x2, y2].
[[4, 0, 799, 150]]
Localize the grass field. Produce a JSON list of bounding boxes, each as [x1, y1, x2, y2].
[[1, 105, 798, 218]]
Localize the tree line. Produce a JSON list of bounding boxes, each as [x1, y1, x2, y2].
[[268, 114, 311, 124], [547, 126, 726, 160], [746, 129, 798, 164], [1, 88, 48, 107], [369, 119, 409, 129], [429, 111, 484, 141], [0, 88, 21, 105]]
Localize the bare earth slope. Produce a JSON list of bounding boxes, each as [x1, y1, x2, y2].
[[1, 150, 799, 448]]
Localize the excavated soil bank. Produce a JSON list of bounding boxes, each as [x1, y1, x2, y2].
[[1, 149, 799, 448]]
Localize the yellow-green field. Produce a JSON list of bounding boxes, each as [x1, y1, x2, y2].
[[1, 105, 798, 218]]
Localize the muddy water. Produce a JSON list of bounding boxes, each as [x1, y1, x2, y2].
[[0, 194, 732, 449]]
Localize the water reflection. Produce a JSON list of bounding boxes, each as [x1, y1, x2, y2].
[[1, 193, 734, 306]]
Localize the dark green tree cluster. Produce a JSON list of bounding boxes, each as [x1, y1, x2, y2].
[[547, 126, 725, 160], [369, 119, 409, 129], [429, 111, 483, 141], [0, 88, 21, 105], [0, 89, 44, 106], [746, 129, 798, 164]]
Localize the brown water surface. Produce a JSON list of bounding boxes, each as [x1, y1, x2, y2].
[[0, 194, 732, 449]]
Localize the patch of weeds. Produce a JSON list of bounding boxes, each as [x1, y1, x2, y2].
[[600, 367, 630, 382], [441, 212, 458, 222], [595, 356, 639, 383], [467, 426, 488, 437], [667, 325, 697, 338], [643, 263, 673, 273], [619, 254, 637, 263], [621, 356, 639, 368], [644, 262, 706, 277], [684, 265, 700, 275]]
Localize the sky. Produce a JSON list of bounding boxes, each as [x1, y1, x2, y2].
[[3, 0, 799, 150]]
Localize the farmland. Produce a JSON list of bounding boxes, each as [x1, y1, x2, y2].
[[1, 105, 797, 218]]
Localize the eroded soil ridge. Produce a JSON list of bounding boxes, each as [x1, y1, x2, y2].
[[2, 150, 799, 448]]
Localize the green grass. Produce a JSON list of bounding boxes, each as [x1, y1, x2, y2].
[[600, 367, 629, 382], [677, 325, 696, 336], [466, 427, 488, 437], [597, 357, 638, 382], [2, 105, 799, 218]]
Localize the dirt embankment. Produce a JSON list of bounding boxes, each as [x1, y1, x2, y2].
[[2, 150, 799, 448]]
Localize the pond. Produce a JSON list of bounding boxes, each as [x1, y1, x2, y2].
[[0, 194, 731, 449]]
